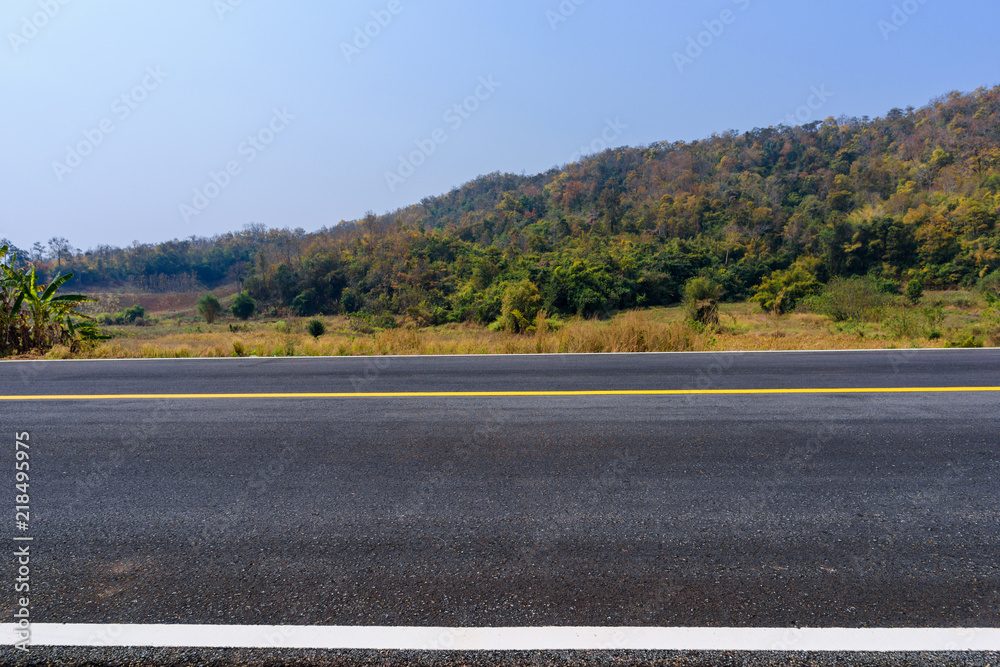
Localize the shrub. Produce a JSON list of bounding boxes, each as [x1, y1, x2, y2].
[[197, 293, 222, 324], [982, 302, 1000, 347], [922, 301, 945, 329], [883, 310, 921, 339], [802, 276, 892, 322], [979, 270, 1000, 304], [498, 280, 542, 334], [231, 292, 257, 320], [406, 306, 437, 327], [306, 319, 325, 338], [904, 277, 924, 305], [683, 277, 722, 325], [374, 313, 398, 329], [751, 265, 821, 315], [121, 305, 146, 323], [348, 313, 376, 334]]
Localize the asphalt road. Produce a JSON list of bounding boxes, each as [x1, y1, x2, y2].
[[2, 348, 999, 395], [1, 350, 999, 664]]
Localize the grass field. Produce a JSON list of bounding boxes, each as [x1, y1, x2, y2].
[[35, 289, 999, 360]]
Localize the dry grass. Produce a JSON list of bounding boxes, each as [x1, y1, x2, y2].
[[35, 289, 996, 360]]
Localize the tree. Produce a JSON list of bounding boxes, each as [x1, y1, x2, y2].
[[231, 292, 257, 320], [47, 237, 72, 269], [904, 277, 925, 305], [751, 265, 822, 315], [197, 293, 222, 323], [498, 280, 541, 334]]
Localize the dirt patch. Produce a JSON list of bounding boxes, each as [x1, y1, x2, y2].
[[81, 284, 240, 315]]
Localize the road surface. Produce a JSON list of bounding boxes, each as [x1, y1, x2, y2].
[[1, 349, 999, 665]]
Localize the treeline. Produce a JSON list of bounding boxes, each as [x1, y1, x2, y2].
[[1, 224, 310, 291], [15, 85, 1000, 325]]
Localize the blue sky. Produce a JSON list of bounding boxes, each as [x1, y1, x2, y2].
[[1, 0, 998, 251]]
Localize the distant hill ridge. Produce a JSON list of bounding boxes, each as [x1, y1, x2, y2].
[[13, 85, 1000, 322]]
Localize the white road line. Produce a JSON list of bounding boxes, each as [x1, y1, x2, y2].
[[5, 625, 1000, 651]]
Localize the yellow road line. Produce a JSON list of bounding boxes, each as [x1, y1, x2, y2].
[[1, 387, 1000, 401]]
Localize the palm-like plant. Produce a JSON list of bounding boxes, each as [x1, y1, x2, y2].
[[15, 269, 91, 349], [1, 244, 101, 355], [0, 244, 28, 355]]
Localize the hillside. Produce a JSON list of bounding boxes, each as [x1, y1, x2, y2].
[[10, 85, 1000, 326]]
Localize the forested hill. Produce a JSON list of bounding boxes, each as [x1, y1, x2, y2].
[[12, 85, 1000, 322]]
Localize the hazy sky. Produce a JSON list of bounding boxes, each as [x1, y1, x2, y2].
[[2, 0, 998, 251]]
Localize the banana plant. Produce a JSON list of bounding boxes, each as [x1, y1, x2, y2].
[[1, 244, 100, 355], [0, 244, 27, 355], [18, 268, 93, 350]]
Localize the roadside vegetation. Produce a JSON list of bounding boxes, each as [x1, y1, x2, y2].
[[4, 86, 1000, 360], [33, 283, 997, 360], [1, 244, 102, 357], [10, 87, 1000, 331]]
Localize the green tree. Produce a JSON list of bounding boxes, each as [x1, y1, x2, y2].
[[498, 280, 541, 334], [751, 265, 821, 315], [231, 292, 257, 320], [904, 277, 925, 305], [197, 293, 222, 323]]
